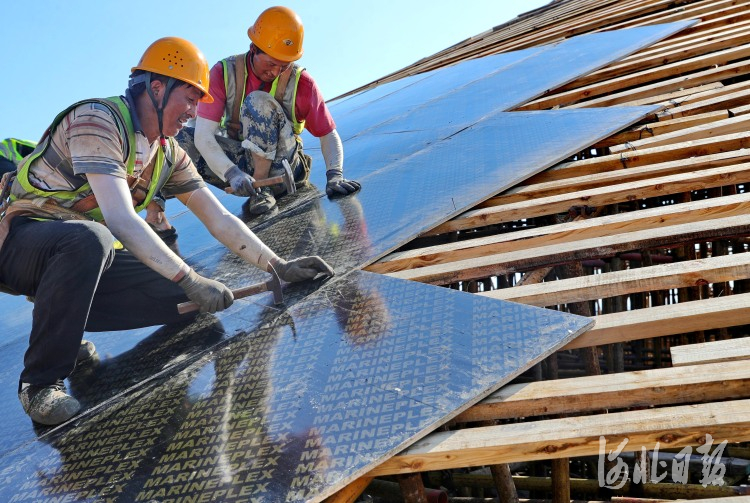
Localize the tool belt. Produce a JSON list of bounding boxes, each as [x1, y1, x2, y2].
[[69, 173, 150, 213]]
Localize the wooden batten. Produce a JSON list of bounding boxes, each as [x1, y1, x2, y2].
[[455, 359, 750, 422], [520, 131, 750, 185], [394, 214, 750, 284], [367, 193, 750, 274], [670, 336, 750, 366], [368, 399, 750, 475], [425, 161, 750, 235], [519, 44, 750, 110], [481, 251, 750, 307]]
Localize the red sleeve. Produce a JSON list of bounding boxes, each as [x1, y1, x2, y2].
[[295, 71, 336, 138], [197, 62, 228, 122]]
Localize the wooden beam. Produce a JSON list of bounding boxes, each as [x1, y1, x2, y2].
[[563, 59, 750, 109], [615, 82, 723, 108], [391, 214, 750, 284], [369, 193, 750, 275], [489, 149, 749, 205], [564, 292, 750, 350], [426, 161, 750, 236], [519, 43, 750, 110], [603, 0, 750, 32], [594, 111, 729, 148], [608, 114, 750, 154], [480, 252, 750, 307], [454, 359, 750, 423], [521, 131, 750, 185], [323, 477, 372, 503], [655, 86, 750, 121], [671, 337, 750, 366], [557, 19, 750, 90], [368, 399, 750, 475], [458, 358, 750, 423]]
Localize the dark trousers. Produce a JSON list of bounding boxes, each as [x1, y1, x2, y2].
[[0, 217, 194, 386]]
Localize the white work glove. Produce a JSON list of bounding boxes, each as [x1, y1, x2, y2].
[[178, 269, 234, 313], [325, 169, 361, 198], [270, 256, 335, 283], [225, 165, 260, 197]]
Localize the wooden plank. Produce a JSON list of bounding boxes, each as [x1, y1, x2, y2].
[[562, 59, 750, 109], [557, 18, 750, 90], [489, 149, 749, 205], [522, 131, 750, 185], [368, 192, 750, 275], [608, 114, 750, 154], [603, 0, 750, 31], [368, 399, 750, 475], [594, 111, 729, 148], [656, 82, 750, 120], [671, 337, 750, 366], [616, 15, 750, 62], [323, 477, 372, 503], [730, 104, 750, 116], [519, 43, 750, 110], [454, 359, 750, 423], [426, 161, 750, 236], [392, 214, 750, 284], [480, 252, 750, 308], [564, 292, 750, 350], [615, 82, 723, 107]]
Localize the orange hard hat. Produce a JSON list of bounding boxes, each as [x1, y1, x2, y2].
[[131, 37, 213, 103], [248, 6, 304, 62]]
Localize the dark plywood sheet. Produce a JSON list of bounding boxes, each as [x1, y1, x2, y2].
[[0, 106, 658, 462], [298, 107, 659, 263], [0, 271, 592, 503], [0, 20, 689, 501]]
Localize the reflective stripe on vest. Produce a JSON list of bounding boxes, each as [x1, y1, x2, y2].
[[0, 138, 36, 164], [13, 97, 171, 222], [222, 54, 306, 137]]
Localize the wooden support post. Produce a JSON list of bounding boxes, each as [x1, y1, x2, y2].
[[490, 463, 520, 503], [609, 256, 626, 373], [398, 473, 428, 503], [551, 458, 571, 503]]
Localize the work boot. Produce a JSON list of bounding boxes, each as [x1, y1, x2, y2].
[[75, 340, 99, 369], [245, 187, 277, 215], [18, 380, 81, 426]]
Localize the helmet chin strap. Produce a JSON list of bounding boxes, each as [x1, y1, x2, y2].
[[144, 73, 177, 150]]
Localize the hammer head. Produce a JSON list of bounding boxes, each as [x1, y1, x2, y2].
[[281, 159, 297, 195], [266, 267, 284, 305]]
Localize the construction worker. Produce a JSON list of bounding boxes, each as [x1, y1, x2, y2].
[[183, 5, 360, 216], [0, 138, 36, 175], [0, 37, 334, 426]]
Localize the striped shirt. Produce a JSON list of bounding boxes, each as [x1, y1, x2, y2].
[[11, 99, 205, 208]]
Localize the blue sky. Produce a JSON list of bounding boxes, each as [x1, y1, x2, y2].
[[1, 1, 548, 141]]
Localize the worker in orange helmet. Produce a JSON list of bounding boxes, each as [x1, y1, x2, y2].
[[183, 6, 360, 216], [0, 37, 334, 426]]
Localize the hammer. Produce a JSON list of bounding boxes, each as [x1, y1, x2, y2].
[[177, 269, 283, 315], [225, 159, 296, 195]]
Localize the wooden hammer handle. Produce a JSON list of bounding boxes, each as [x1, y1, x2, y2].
[[224, 175, 285, 194], [177, 281, 269, 314]]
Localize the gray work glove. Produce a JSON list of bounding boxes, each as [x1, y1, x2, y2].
[[178, 269, 234, 313], [225, 165, 259, 197], [325, 169, 361, 198], [270, 256, 335, 283]]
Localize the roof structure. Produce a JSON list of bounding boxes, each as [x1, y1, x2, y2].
[[344, 0, 750, 501], [3, 1, 750, 502]]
